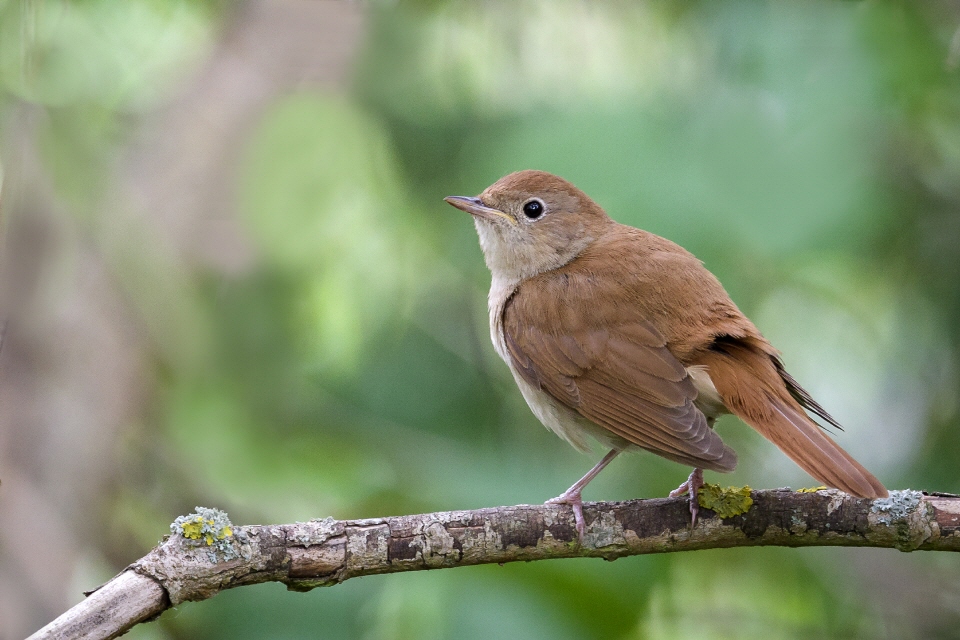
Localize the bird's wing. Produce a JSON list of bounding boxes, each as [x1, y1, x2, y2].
[[502, 279, 737, 472]]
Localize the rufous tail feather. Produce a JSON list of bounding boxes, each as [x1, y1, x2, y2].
[[696, 341, 887, 499]]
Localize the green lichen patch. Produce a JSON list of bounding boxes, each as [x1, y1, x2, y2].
[[797, 486, 828, 493], [171, 506, 237, 560], [697, 484, 754, 519]]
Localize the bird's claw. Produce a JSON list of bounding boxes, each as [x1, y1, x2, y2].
[[669, 468, 704, 528], [546, 491, 586, 544]]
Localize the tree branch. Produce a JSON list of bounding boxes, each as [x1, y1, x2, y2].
[[28, 489, 960, 640]]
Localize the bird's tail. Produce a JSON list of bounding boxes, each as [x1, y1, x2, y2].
[[696, 338, 887, 499]]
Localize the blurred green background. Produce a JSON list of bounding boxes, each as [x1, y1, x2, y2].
[[1, 0, 959, 638]]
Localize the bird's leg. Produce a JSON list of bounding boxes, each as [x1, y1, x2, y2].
[[668, 468, 704, 527], [546, 448, 621, 543]]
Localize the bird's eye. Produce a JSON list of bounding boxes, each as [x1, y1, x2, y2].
[[522, 199, 544, 219]]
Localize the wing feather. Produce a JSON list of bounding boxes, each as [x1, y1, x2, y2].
[[502, 283, 737, 472]]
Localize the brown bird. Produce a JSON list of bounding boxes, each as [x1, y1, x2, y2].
[[445, 170, 887, 539]]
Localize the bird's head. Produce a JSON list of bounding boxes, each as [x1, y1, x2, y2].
[[445, 170, 611, 283]]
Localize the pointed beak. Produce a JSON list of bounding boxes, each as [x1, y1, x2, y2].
[[444, 196, 516, 225]]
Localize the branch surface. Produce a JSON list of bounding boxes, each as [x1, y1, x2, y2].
[[29, 489, 960, 640]]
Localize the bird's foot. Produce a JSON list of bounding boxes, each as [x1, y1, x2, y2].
[[546, 490, 586, 544], [668, 468, 704, 528]]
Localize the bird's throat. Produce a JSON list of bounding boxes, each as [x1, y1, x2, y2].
[[474, 218, 596, 284]]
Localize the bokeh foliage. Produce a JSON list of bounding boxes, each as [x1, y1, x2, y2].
[[2, 0, 960, 638]]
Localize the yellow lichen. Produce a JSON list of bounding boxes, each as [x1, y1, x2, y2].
[[179, 520, 205, 540], [797, 486, 828, 493], [697, 483, 754, 518]]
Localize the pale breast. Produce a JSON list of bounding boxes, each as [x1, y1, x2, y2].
[[487, 276, 515, 364]]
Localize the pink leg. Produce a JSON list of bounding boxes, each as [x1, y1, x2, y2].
[[546, 449, 621, 542], [668, 468, 704, 527]]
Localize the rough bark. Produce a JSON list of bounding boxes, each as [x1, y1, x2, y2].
[[28, 489, 960, 640]]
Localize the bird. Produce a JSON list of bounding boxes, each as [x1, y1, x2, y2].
[[444, 170, 887, 541]]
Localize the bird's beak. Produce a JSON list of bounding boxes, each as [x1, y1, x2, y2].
[[444, 196, 516, 225]]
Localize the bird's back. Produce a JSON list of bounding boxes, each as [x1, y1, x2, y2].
[[541, 224, 767, 363]]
